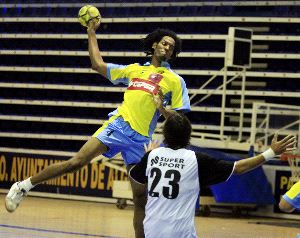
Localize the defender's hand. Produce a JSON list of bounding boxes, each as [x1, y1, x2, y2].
[[152, 88, 164, 110], [144, 140, 161, 153], [270, 133, 297, 155]]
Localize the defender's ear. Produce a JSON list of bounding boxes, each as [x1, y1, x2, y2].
[[152, 42, 157, 49]]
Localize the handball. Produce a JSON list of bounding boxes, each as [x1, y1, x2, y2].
[[78, 5, 101, 27]]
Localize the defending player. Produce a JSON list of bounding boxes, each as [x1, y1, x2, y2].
[[279, 180, 300, 212], [5, 20, 190, 238], [129, 112, 296, 238]]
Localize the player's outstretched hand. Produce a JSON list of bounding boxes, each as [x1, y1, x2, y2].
[[270, 133, 297, 155], [144, 140, 161, 153], [87, 18, 101, 32]]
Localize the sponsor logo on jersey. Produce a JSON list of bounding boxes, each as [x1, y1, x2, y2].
[[151, 156, 185, 169], [151, 156, 159, 166], [128, 78, 160, 94], [148, 73, 163, 84]]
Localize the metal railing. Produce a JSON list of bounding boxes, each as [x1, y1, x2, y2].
[[250, 102, 300, 152]]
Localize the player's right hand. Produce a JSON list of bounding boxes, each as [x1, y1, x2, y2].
[[270, 133, 297, 155], [87, 18, 101, 32]]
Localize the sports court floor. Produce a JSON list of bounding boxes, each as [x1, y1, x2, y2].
[[0, 194, 299, 238]]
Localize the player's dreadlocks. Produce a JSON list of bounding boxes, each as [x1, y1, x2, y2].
[[163, 113, 191, 149], [142, 28, 182, 61]]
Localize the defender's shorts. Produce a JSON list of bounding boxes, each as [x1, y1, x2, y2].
[[282, 180, 300, 211], [93, 115, 150, 166]]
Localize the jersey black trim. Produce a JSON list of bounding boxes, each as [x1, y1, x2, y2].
[[196, 152, 235, 186], [129, 151, 150, 184]]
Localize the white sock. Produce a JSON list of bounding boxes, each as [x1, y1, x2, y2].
[[19, 177, 35, 192]]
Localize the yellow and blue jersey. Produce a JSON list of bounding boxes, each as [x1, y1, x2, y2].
[[106, 61, 191, 137]]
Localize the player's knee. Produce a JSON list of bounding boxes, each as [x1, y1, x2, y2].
[[65, 156, 87, 173], [279, 199, 295, 213]]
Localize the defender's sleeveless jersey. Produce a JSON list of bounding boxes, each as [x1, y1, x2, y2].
[[144, 147, 199, 238], [106, 62, 190, 137]]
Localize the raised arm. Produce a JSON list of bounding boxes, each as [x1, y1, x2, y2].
[[234, 134, 296, 175], [87, 19, 107, 77]]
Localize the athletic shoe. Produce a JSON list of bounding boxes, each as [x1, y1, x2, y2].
[[5, 182, 27, 213]]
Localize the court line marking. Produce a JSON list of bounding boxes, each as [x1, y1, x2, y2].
[[0, 224, 121, 238]]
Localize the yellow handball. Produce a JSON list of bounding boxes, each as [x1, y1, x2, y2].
[[78, 5, 101, 27]]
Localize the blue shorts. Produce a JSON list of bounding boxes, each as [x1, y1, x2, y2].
[[93, 116, 150, 166]]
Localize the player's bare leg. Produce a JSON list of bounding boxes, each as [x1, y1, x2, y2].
[[5, 137, 108, 212], [128, 166, 147, 238], [31, 137, 107, 184]]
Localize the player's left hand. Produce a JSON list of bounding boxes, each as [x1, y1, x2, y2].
[[270, 133, 297, 155], [144, 140, 161, 152]]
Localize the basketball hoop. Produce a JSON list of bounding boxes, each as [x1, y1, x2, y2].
[[281, 153, 300, 183]]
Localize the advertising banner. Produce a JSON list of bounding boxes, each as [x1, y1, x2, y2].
[[0, 152, 128, 198]]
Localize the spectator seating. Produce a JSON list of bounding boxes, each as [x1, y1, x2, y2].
[[0, 1, 299, 153]]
